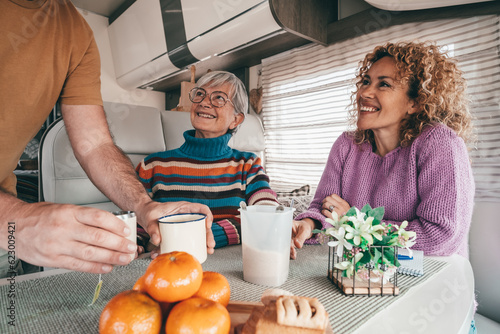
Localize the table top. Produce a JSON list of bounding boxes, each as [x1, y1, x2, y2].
[[0, 244, 474, 334]]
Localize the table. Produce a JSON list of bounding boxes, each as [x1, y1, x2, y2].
[[0, 245, 474, 334]]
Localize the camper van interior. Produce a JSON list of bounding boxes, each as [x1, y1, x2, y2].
[[3, 0, 500, 333]]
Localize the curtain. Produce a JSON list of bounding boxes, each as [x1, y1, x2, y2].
[[261, 15, 500, 201]]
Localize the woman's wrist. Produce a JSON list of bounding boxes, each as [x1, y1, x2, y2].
[[302, 218, 321, 232]]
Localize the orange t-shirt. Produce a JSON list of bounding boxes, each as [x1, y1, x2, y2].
[[0, 0, 103, 195]]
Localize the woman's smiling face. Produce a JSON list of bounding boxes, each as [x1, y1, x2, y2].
[[356, 56, 418, 141], [190, 83, 244, 138]]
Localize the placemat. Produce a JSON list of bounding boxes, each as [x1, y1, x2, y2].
[[0, 245, 448, 334]]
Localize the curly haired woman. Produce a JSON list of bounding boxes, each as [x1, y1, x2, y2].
[[292, 41, 475, 261]]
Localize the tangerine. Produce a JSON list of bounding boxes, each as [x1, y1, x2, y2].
[[131, 276, 174, 319], [132, 275, 146, 292], [165, 297, 231, 334], [99, 290, 161, 334], [192, 271, 231, 307], [144, 251, 203, 303]]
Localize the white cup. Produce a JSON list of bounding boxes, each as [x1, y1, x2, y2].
[[239, 205, 294, 287], [113, 211, 137, 262], [158, 213, 207, 264]]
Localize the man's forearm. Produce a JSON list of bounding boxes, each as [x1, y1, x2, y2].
[[76, 142, 151, 213], [61, 104, 152, 213]]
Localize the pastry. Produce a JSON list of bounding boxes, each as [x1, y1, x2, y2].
[[241, 289, 329, 333], [260, 288, 294, 305]]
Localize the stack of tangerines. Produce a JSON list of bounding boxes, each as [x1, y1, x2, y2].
[[99, 251, 232, 334]]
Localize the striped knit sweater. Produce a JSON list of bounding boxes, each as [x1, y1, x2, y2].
[[136, 130, 278, 248]]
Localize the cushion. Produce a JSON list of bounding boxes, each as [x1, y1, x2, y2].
[[40, 103, 166, 205], [160, 110, 194, 150], [276, 185, 312, 218], [160, 110, 266, 154], [105, 102, 166, 154], [228, 113, 266, 153], [276, 185, 310, 198]]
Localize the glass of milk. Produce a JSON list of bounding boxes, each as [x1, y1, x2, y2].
[[158, 213, 207, 264], [239, 205, 294, 286]]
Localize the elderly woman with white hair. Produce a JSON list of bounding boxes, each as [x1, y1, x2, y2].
[[136, 71, 278, 253]]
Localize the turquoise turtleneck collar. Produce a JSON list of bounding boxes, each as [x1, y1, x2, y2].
[[179, 130, 233, 159]]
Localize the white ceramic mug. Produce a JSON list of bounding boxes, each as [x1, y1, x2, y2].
[[113, 211, 137, 262], [158, 213, 207, 264]]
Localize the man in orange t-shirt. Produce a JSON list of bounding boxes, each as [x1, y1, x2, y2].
[[0, 0, 214, 278]]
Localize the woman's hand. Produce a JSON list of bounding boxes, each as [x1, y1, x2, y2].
[[290, 218, 316, 260], [135, 200, 215, 259], [321, 194, 350, 219]]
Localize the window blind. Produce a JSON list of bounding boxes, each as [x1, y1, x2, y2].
[[261, 15, 500, 201]]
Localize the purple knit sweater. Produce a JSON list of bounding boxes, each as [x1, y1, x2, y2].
[[296, 123, 475, 258]]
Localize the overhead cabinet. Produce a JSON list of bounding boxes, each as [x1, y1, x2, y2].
[[108, 0, 331, 91]]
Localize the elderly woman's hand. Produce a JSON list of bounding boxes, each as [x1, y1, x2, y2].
[[321, 194, 350, 219], [135, 200, 215, 259]]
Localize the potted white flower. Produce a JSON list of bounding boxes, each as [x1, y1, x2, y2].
[[314, 204, 417, 296]]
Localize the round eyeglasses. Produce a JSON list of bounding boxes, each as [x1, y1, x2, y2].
[[189, 87, 233, 108]]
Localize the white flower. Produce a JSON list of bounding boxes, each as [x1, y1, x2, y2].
[[345, 215, 374, 245], [325, 210, 340, 224], [393, 220, 417, 249], [335, 252, 363, 278], [327, 227, 353, 258], [346, 207, 366, 226], [323, 227, 336, 236], [369, 224, 386, 241], [325, 213, 349, 230]]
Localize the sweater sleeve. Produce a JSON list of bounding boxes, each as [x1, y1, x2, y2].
[[394, 126, 475, 257], [135, 159, 154, 197], [245, 157, 279, 206], [212, 218, 241, 248]]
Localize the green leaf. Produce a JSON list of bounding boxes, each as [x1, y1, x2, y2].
[[361, 204, 372, 214], [370, 207, 385, 224], [345, 207, 357, 216], [383, 247, 396, 264], [373, 248, 382, 265], [312, 229, 323, 234], [373, 234, 392, 246], [89, 275, 103, 306], [359, 250, 372, 265]]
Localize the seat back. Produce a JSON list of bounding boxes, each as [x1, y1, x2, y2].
[[39, 103, 266, 210], [39, 102, 165, 209], [160, 110, 266, 155], [469, 201, 500, 323]]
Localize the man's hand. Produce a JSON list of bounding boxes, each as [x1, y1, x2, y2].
[[61, 105, 216, 260], [3, 201, 136, 273], [134, 201, 215, 259]]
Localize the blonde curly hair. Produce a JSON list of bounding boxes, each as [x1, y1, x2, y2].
[[349, 41, 474, 147]]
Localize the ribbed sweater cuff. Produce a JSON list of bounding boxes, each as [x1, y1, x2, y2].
[[212, 219, 240, 248]]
